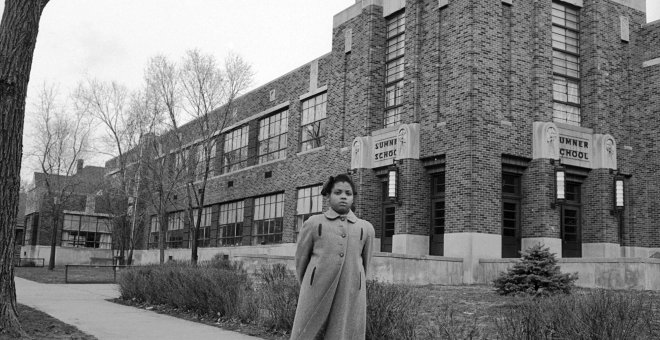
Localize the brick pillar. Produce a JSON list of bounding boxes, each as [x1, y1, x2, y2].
[[353, 168, 381, 251], [521, 158, 561, 255], [282, 189, 298, 243], [242, 198, 254, 246], [582, 169, 620, 257], [392, 159, 430, 255]]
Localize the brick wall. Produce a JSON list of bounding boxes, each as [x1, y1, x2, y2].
[[121, 0, 660, 256]]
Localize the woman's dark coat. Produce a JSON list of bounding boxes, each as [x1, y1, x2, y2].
[[290, 209, 375, 340]]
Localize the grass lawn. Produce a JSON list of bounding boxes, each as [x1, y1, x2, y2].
[[15, 265, 660, 339], [14, 266, 118, 284]]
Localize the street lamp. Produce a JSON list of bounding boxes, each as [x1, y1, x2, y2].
[[552, 164, 566, 209], [387, 165, 398, 202], [614, 173, 625, 212]]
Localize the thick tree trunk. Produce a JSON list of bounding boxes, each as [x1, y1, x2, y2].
[[0, 0, 50, 336]]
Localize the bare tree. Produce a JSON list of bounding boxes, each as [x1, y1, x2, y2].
[[74, 79, 145, 264], [30, 84, 93, 270], [178, 50, 253, 264], [0, 1, 50, 334], [138, 51, 253, 264], [135, 61, 185, 263]]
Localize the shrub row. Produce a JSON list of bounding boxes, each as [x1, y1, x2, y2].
[[117, 256, 659, 339], [494, 289, 659, 340], [117, 256, 426, 339]]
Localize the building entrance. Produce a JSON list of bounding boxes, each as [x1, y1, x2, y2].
[[502, 174, 522, 258], [381, 182, 395, 252], [429, 173, 445, 256], [561, 182, 582, 257]]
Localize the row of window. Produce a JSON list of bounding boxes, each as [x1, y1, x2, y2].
[[61, 214, 113, 249], [147, 185, 324, 249], [171, 92, 327, 179]]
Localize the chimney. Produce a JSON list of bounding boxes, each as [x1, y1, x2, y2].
[[77, 159, 84, 174]]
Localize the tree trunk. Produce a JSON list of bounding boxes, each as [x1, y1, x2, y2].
[[159, 214, 166, 264], [0, 0, 50, 336], [127, 247, 133, 265], [191, 226, 198, 264], [48, 209, 59, 270]]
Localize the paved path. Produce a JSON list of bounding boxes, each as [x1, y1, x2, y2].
[[15, 277, 264, 340]]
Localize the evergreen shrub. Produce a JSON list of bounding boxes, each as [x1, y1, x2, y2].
[[493, 244, 577, 296]]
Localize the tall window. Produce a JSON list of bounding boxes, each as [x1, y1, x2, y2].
[[167, 211, 185, 248], [254, 193, 284, 244], [175, 148, 190, 175], [217, 201, 244, 246], [502, 174, 522, 258], [258, 110, 289, 163], [61, 214, 112, 249], [430, 172, 445, 256], [223, 125, 249, 173], [295, 185, 323, 237], [384, 11, 406, 128], [148, 215, 159, 249], [190, 207, 212, 247], [300, 93, 327, 152], [552, 2, 581, 126], [195, 142, 216, 180]]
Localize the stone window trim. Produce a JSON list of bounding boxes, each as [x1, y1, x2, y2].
[[193, 156, 287, 184], [299, 85, 328, 101]]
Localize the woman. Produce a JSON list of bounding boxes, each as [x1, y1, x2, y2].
[[290, 174, 375, 340]]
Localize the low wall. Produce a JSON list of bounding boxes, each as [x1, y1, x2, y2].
[[133, 247, 464, 285], [478, 257, 660, 290], [131, 243, 297, 264], [20, 245, 113, 266]]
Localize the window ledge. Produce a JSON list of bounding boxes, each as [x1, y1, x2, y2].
[[297, 146, 326, 156], [198, 158, 287, 183], [299, 85, 328, 101]]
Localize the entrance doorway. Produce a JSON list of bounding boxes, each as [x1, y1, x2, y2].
[[561, 182, 582, 257], [381, 182, 395, 252], [502, 174, 522, 258], [429, 173, 445, 256]]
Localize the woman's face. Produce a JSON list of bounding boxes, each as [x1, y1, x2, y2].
[[329, 181, 354, 214]]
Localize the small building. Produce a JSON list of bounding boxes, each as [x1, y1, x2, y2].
[[22, 160, 113, 266], [111, 0, 660, 287]]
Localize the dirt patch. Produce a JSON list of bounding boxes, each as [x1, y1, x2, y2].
[[0, 304, 96, 340]]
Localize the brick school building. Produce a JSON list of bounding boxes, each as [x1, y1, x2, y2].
[[109, 0, 660, 285]]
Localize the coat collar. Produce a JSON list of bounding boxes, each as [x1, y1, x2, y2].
[[324, 208, 357, 223]]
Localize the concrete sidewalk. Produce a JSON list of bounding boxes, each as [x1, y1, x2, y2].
[[15, 277, 264, 340]]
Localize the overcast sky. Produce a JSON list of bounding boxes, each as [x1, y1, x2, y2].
[[2, 1, 659, 180]]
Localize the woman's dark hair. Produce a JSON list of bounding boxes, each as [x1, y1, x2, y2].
[[321, 174, 357, 197]]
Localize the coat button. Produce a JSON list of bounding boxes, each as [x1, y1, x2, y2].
[[339, 253, 344, 257], [342, 234, 346, 238], [340, 217, 346, 221]]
